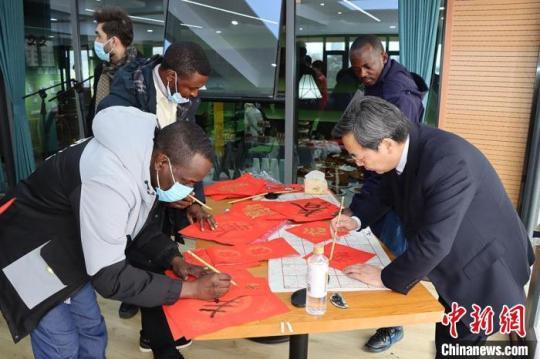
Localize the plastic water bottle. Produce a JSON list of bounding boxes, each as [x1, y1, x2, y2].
[[306, 246, 329, 315]]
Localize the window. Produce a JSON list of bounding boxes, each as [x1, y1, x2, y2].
[[165, 0, 283, 100]]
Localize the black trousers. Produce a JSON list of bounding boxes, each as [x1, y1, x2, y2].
[[435, 298, 487, 359], [141, 304, 182, 359]]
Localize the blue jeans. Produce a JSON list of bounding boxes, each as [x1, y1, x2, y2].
[[30, 283, 107, 359], [378, 210, 407, 257]]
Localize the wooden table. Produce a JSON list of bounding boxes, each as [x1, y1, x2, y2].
[[194, 198, 444, 359]]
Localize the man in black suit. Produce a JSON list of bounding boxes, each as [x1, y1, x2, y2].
[[331, 96, 534, 356]]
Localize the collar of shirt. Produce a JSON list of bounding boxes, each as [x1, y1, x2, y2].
[[153, 64, 177, 128], [396, 135, 410, 175], [153, 64, 169, 98]]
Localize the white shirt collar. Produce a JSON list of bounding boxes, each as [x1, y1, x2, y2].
[[396, 135, 410, 175], [153, 64, 169, 98]]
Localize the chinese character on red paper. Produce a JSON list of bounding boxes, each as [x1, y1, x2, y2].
[[499, 304, 526, 337], [469, 304, 494, 335], [441, 302, 467, 338]]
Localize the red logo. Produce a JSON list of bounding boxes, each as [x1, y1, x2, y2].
[[499, 304, 526, 337], [470, 304, 494, 335], [441, 302, 467, 338]]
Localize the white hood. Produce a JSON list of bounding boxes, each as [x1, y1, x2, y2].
[[92, 106, 158, 202]]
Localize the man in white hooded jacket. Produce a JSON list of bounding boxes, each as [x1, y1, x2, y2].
[[0, 106, 231, 358]]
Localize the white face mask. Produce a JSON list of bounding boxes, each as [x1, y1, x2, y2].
[[93, 38, 113, 62], [154, 157, 193, 202], [166, 71, 191, 105]]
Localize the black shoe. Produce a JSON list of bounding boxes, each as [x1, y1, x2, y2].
[[139, 333, 192, 353], [364, 326, 404, 353], [118, 302, 139, 319], [139, 334, 152, 353], [174, 337, 193, 350]]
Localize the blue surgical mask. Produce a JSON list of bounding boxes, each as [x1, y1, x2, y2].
[[166, 71, 191, 105], [93, 38, 112, 62], [155, 157, 193, 202]]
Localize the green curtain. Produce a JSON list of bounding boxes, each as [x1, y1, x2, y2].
[[399, 0, 440, 121], [0, 1, 35, 181]]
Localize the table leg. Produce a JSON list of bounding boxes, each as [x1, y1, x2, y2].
[[289, 334, 309, 359]]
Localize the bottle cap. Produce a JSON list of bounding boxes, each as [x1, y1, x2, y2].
[[313, 246, 324, 255]]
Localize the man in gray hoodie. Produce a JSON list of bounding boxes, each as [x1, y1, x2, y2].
[[0, 106, 231, 358]]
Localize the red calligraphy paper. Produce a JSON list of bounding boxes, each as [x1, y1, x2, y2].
[[264, 198, 339, 223], [228, 201, 287, 221], [180, 213, 285, 245], [265, 183, 304, 193], [163, 270, 290, 340], [285, 221, 349, 244], [204, 173, 268, 199], [206, 237, 299, 266], [305, 243, 376, 271], [183, 249, 213, 267], [0, 198, 15, 215]]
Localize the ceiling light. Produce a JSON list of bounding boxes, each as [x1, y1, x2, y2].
[[340, 0, 381, 22], [389, 25, 396, 29], [320, 2, 325, 6], [147, 29, 153, 33], [129, 15, 165, 24], [50, 18, 58, 21], [216, 30, 222, 34], [181, 0, 278, 25], [337, 11, 342, 15], [231, 20, 239, 25], [49, 35, 54, 38], [299, 27, 303, 31], [180, 23, 203, 28], [271, 63, 277, 67]]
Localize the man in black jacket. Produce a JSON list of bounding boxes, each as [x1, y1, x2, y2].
[[0, 107, 231, 358], [331, 96, 534, 357], [97, 42, 213, 354]]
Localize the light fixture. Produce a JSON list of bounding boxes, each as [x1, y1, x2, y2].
[[129, 15, 165, 24], [231, 20, 239, 25], [337, 11, 342, 15], [389, 25, 396, 29], [50, 18, 58, 21], [181, 0, 278, 25], [216, 30, 222, 34], [180, 23, 203, 29], [299, 27, 303, 31], [340, 0, 381, 22], [271, 63, 277, 67], [298, 74, 321, 100], [49, 35, 54, 38], [320, 2, 325, 6], [147, 29, 153, 33]]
